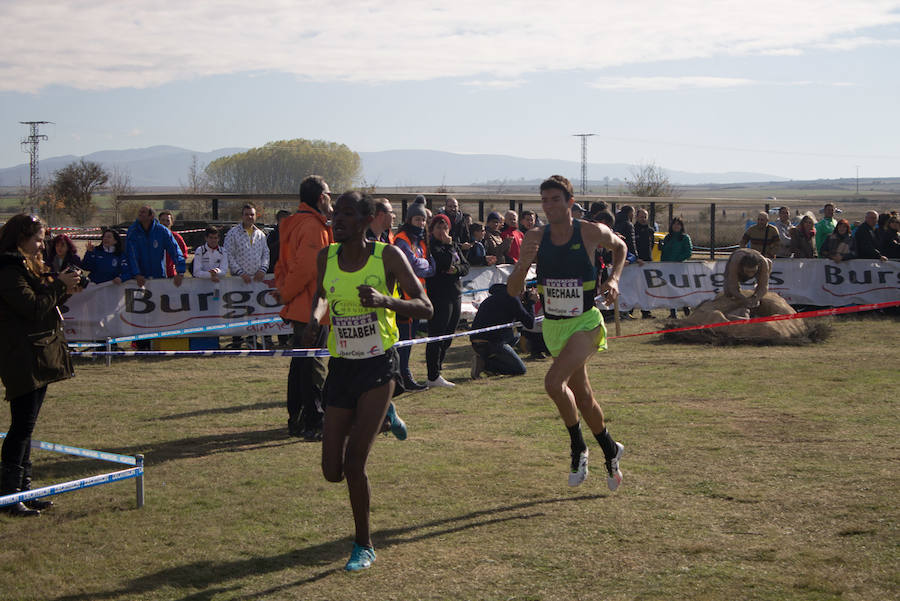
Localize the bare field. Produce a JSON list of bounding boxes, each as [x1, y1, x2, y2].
[[0, 314, 897, 600]]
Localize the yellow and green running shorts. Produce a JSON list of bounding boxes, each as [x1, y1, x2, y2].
[[541, 306, 607, 357]]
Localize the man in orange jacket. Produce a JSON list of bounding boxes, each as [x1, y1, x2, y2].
[[275, 175, 334, 439]]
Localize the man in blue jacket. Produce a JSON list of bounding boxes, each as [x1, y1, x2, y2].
[[469, 283, 537, 379], [125, 206, 186, 288]]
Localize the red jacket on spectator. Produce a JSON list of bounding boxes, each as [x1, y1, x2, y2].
[[165, 231, 188, 278], [500, 225, 524, 262]]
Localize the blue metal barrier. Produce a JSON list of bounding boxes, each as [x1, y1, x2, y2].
[[0, 433, 144, 509]]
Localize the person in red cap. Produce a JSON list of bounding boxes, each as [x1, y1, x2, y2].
[[423, 213, 469, 387]]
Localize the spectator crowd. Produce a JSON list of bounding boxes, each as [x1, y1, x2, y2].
[[739, 203, 899, 262], [21, 190, 900, 440]]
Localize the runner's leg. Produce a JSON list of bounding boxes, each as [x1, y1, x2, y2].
[[342, 380, 394, 547], [321, 406, 354, 483], [564, 339, 622, 488], [545, 325, 607, 485], [543, 326, 603, 426], [567, 362, 606, 434]]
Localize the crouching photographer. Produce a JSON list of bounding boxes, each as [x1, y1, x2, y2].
[[0, 214, 81, 517], [469, 283, 537, 379]]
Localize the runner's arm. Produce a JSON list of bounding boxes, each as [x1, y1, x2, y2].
[[309, 247, 329, 324], [300, 248, 330, 347], [372, 245, 433, 320], [585, 222, 627, 303]]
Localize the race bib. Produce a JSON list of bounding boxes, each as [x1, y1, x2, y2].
[[543, 278, 584, 317], [332, 312, 384, 358]]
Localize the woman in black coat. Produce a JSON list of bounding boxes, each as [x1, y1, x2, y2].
[[0, 214, 81, 516], [424, 214, 469, 387], [613, 206, 637, 256], [879, 215, 900, 259], [821, 219, 856, 262]]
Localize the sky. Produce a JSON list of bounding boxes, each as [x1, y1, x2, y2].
[[2, 0, 900, 181]]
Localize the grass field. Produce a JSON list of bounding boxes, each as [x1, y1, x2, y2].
[[1, 314, 898, 601]]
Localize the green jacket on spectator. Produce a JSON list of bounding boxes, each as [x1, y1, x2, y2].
[[815, 217, 837, 255], [659, 232, 693, 262]]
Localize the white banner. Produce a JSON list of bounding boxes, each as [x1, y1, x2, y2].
[[60, 260, 898, 340], [615, 259, 900, 311], [62, 277, 292, 341], [459, 264, 529, 321]]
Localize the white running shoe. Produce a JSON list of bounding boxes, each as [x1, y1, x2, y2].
[[568, 449, 589, 487], [426, 375, 455, 388], [605, 442, 624, 491]]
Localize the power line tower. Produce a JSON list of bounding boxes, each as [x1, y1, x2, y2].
[[20, 121, 52, 213], [572, 133, 596, 196]]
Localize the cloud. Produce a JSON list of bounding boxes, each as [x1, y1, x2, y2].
[[3, 0, 900, 93], [588, 76, 757, 91], [461, 79, 527, 90], [814, 36, 900, 51], [588, 75, 866, 91], [759, 48, 805, 56], [588, 77, 868, 91]]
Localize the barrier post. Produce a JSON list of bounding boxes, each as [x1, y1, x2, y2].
[[136, 454, 145, 509], [710, 202, 717, 259], [613, 298, 621, 337], [105, 337, 112, 367]]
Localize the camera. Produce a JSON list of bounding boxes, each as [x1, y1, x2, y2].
[[65, 267, 90, 289]]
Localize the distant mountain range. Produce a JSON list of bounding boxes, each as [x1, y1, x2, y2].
[[0, 145, 787, 189], [357, 150, 787, 187], [0, 146, 244, 188]]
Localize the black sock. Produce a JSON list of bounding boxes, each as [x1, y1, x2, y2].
[[567, 422, 587, 456], [594, 428, 617, 461]]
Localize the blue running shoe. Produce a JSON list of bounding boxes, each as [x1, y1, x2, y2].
[[386, 403, 408, 441], [345, 542, 376, 572]]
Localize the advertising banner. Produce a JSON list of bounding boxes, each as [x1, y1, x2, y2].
[[61, 277, 291, 341], [60, 260, 898, 340], [615, 259, 899, 311]]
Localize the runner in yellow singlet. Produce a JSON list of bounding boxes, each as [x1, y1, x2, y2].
[[302, 191, 433, 572]]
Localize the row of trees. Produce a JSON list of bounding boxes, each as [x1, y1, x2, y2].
[[28, 142, 672, 225], [30, 138, 361, 224]]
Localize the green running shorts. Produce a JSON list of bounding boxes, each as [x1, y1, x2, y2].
[[541, 306, 607, 357]]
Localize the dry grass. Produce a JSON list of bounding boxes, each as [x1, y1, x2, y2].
[[0, 314, 897, 600]]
